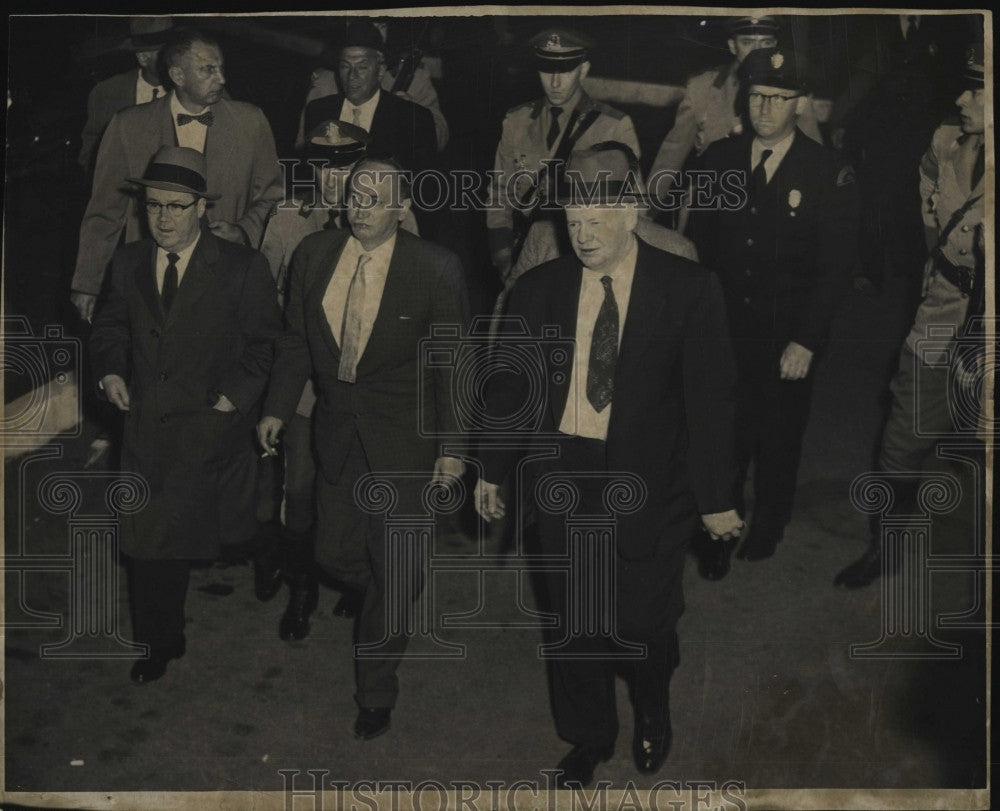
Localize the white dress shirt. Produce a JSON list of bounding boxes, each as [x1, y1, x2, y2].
[[559, 236, 638, 440], [155, 234, 200, 295], [136, 72, 164, 105], [322, 233, 396, 355], [751, 129, 796, 183], [171, 91, 209, 153], [340, 89, 380, 134]]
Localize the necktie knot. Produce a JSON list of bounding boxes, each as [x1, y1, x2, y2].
[[550, 106, 563, 120], [351, 107, 363, 126], [177, 111, 214, 127], [162, 253, 180, 313], [546, 107, 565, 150], [166, 252, 179, 265], [752, 149, 773, 198], [600, 275, 613, 292]]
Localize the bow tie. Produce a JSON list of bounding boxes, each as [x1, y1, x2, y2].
[[177, 111, 214, 127]]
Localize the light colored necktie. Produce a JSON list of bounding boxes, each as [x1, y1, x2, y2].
[[352, 107, 362, 126], [338, 253, 371, 383]]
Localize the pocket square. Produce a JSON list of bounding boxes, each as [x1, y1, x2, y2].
[[398, 315, 412, 320]]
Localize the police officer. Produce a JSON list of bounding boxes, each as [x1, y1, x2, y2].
[[647, 15, 822, 206], [691, 46, 859, 569], [487, 28, 640, 281], [835, 45, 986, 589]]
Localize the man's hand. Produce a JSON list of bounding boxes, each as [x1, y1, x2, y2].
[[101, 374, 131, 412], [257, 416, 284, 456], [779, 341, 814, 380], [701, 510, 744, 541], [71, 292, 97, 322], [208, 221, 247, 245], [212, 393, 237, 413], [474, 478, 505, 522], [431, 456, 465, 485]]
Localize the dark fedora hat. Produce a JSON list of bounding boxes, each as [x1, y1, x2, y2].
[[127, 146, 220, 200], [554, 141, 649, 206], [342, 19, 387, 55], [126, 17, 173, 52]]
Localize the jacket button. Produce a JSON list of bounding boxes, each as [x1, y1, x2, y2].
[[959, 249, 968, 255], [750, 206, 757, 215], [150, 329, 160, 338], [961, 225, 969, 232], [159, 372, 168, 381], [743, 297, 751, 305], [745, 269, 752, 277], [160, 415, 168, 423], [746, 238, 754, 247]]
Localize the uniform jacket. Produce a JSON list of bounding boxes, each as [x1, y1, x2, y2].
[[89, 230, 283, 560], [73, 94, 284, 296], [487, 91, 640, 263], [480, 238, 737, 561], [265, 228, 470, 480], [302, 90, 437, 175], [693, 129, 860, 351], [79, 69, 146, 173]]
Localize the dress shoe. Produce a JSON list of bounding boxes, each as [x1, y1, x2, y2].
[[333, 589, 364, 619], [736, 519, 783, 561], [696, 535, 734, 581], [554, 743, 614, 788], [834, 545, 894, 589], [279, 573, 318, 641], [353, 707, 392, 740], [130, 636, 186, 684], [632, 712, 672, 775]]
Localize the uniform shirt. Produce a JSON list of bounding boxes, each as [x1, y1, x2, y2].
[[487, 91, 640, 265], [135, 72, 164, 105], [155, 234, 200, 294], [751, 129, 796, 182], [171, 91, 209, 153], [322, 232, 396, 357], [340, 90, 380, 134], [558, 237, 637, 440]]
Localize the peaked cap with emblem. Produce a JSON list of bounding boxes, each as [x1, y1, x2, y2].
[[529, 28, 595, 73], [739, 46, 807, 93], [306, 119, 372, 166], [963, 43, 984, 88], [728, 15, 782, 37]]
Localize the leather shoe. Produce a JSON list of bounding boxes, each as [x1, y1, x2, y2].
[[130, 636, 185, 684], [834, 545, 893, 589], [736, 520, 783, 561], [333, 589, 364, 619], [353, 707, 392, 740], [279, 574, 318, 641], [554, 743, 614, 788], [632, 712, 672, 775]]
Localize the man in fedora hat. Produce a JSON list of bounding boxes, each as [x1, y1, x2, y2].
[[647, 15, 822, 207], [255, 120, 419, 643], [302, 20, 437, 176], [487, 27, 640, 282], [691, 46, 859, 568], [90, 146, 283, 684], [78, 16, 172, 173], [475, 148, 743, 786], [834, 44, 986, 590], [72, 27, 283, 323]]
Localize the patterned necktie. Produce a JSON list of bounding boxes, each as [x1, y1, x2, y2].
[[546, 106, 563, 150], [162, 252, 179, 314], [177, 111, 214, 126], [338, 254, 371, 383], [751, 148, 773, 199], [586, 276, 619, 413]]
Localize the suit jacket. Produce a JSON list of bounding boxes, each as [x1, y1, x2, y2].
[[73, 94, 284, 297], [481, 238, 737, 560], [265, 228, 469, 480], [692, 130, 860, 351], [79, 69, 144, 174], [90, 230, 283, 559], [303, 91, 436, 175]]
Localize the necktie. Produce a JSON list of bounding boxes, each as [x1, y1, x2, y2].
[[586, 276, 619, 413], [177, 111, 214, 126], [971, 141, 984, 189], [352, 107, 362, 126], [338, 254, 371, 383], [546, 106, 563, 150], [162, 252, 179, 314], [751, 148, 773, 199], [151, 88, 159, 100]]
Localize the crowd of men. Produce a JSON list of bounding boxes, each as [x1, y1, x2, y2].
[[71, 13, 988, 789]]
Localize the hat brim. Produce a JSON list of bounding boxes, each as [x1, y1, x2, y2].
[[126, 177, 222, 201], [534, 53, 588, 73], [553, 185, 650, 207]]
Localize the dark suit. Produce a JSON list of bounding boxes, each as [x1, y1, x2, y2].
[[480, 238, 737, 745], [79, 69, 147, 174], [303, 91, 436, 175], [90, 229, 283, 649], [73, 94, 284, 298], [266, 226, 469, 709], [693, 129, 859, 526]]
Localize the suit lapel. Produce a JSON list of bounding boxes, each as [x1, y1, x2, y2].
[[548, 261, 582, 424], [157, 95, 178, 149], [309, 231, 351, 360], [358, 232, 417, 370], [202, 97, 231, 163], [136, 242, 165, 325], [617, 242, 665, 375], [164, 230, 218, 330]]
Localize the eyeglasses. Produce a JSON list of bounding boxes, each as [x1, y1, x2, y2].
[[144, 200, 198, 217], [748, 92, 801, 107]]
